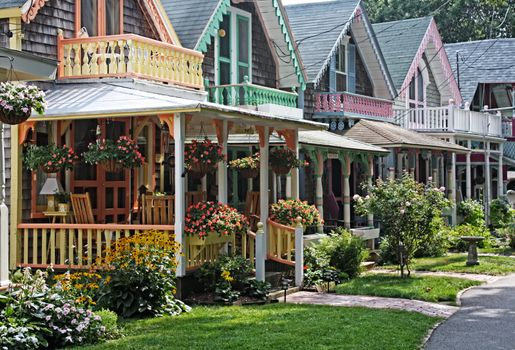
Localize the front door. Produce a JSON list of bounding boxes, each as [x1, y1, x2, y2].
[[71, 119, 131, 223]]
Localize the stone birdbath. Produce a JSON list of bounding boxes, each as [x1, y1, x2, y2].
[[460, 236, 485, 266]]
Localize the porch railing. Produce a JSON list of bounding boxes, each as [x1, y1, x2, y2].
[[394, 107, 504, 137], [314, 91, 394, 119], [16, 223, 175, 269], [57, 32, 204, 89], [267, 219, 296, 266], [207, 78, 298, 108], [502, 119, 513, 138]]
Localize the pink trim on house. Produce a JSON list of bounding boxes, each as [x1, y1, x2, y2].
[[399, 18, 462, 105], [315, 92, 394, 119]]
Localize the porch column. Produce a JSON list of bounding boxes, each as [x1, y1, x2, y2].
[[343, 154, 351, 229], [485, 142, 491, 221], [498, 143, 504, 198], [466, 140, 472, 199], [439, 155, 445, 189], [367, 155, 374, 227], [217, 120, 229, 204], [425, 151, 431, 183], [315, 150, 324, 218], [396, 152, 403, 178], [10, 125, 22, 269], [290, 130, 300, 200], [388, 167, 395, 181], [174, 113, 186, 277], [257, 126, 270, 282], [415, 150, 420, 181], [0, 122, 8, 286], [450, 152, 457, 225], [286, 175, 291, 199]]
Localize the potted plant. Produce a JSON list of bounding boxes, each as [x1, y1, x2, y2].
[[0, 82, 46, 124], [229, 153, 259, 179], [269, 199, 322, 229], [184, 138, 224, 178], [83, 136, 144, 172], [24, 144, 78, 173], [269, 148, 308, 175], [54, 192, 70, 212], [185, 201, 249, 244]]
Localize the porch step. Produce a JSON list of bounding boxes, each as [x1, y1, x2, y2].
[[267, 286, 300, 301], [361, 261, 376, 270]]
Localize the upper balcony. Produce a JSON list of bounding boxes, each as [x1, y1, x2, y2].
[[314, 91, 394, 120], [394, 106, 509, 139], [57, 32, 204, 90], [206, 77, 302, 119]]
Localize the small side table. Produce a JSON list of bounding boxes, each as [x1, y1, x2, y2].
[[43, 211, 71, 224]]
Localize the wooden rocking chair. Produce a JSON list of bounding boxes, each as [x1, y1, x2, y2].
[[70, 193, 95, 224], [244, 191, 260, 231], [141, 195, 175, 225], [185, 191, 206, 208]]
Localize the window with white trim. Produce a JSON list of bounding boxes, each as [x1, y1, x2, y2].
[[335, 44, 347, 91], [216, 7, 252, 85], [408, 68, 425, 108]]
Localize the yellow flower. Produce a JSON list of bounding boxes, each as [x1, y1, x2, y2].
[[221, 270, 234, 283]]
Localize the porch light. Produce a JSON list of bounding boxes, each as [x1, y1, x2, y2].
[[281, 278, 292, 303], [218, 29, 226, 38], [40, 174, 63, 212]]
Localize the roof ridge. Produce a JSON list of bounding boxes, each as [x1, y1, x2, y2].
[[372, 16, 433, 27]]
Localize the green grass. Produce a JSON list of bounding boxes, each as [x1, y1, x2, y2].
[[479, 247, 515, 256], [335, 274, 481, 304], [402, 254, 515, 275], [81, 304, 440, 350]]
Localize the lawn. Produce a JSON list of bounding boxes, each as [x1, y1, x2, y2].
[[335, 274, 481, 304], [479, 247, 515, 256], [81, 304, 440, 350], [405, 254, 515, 275]]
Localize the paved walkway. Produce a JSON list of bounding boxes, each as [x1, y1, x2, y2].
[[425, 273, 515, 350], [285, 291, 458, 318], [371, 269, 500, 283]]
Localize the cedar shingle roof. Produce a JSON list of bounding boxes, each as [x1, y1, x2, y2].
[[345, 119, 469, 153], [445, 39, 515, 103], [372, 17, 432, 91], [285, 0, 360, 84], [161, 0, 221, 49]]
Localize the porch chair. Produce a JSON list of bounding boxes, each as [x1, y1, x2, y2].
[[141, 195, 175, 225], [244, 191, 260, 231], [70, 193, 95, 224]]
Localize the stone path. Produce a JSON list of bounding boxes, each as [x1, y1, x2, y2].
[[370, 269, 500, 283], [284, 291, 458, 318], [425, 273, 515, 350]]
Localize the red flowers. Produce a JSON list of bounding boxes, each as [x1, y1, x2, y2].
[[269, 199, 322, 227], [83, 136, 144, 169], [184, 138, 224, 170], [24, 144, 79, 172], [185, 201, 249, 238]]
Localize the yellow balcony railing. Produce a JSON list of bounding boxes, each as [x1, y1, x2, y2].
[[57, 31, 204, 90]]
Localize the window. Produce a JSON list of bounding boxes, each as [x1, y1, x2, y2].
[[216, 7, 252, 85], [408, 68, 425, 108], [335, 44, 347, 91], [77, 0, 123, 37]]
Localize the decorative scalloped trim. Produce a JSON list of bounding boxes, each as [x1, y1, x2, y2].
[[141, 0, 175, 44], [313, 4, 361, 89], [195, 0, 230, 52], [21, 0, 49, 24], [271, 0, 305, 89], [399, 18, 462, 104]]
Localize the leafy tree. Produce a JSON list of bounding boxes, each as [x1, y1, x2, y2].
[[355, 174, 450, 277], [365, 0, 514, 43]]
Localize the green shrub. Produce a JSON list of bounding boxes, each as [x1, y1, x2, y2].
[[490, 198, 515, 229], [458, 199, 485, 227], [95, 309, 122, 341], [304, 228, 367, 286], [414, 216, 450, 258], [196, 255, 270, 302], [447, 224, 492, 252]]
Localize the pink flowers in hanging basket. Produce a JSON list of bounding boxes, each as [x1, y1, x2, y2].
[[185, 201, 249, 238]]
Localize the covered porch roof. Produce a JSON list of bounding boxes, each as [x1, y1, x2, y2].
[[0, 47, 56, 81], [27, 81, 326, 131], [345, 119, 470, 153]]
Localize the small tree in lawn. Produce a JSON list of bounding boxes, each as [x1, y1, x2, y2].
[[354, 173, 450, 277]]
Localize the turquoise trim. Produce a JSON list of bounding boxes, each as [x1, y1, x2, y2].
[[272, 0, 306, 89], [196, 0, 231, 52], [236, 14, 251, 83]]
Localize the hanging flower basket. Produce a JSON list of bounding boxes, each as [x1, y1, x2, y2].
[[229, 153, 260, 179], [185, 138, 224, 177], [0, 82, 46, 125], [269, 148, 309, 175], [185, 201, 249, 238], [0, 108, 31, 125], [24, 144, 78, 173], [102, 159, 124, 173], [83, 136, 144, 171]]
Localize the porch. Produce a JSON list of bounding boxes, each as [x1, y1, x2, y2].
[[9, 81, 325, 285], [314, 91, 394, 121]]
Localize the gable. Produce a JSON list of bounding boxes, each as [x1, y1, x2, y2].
[[165, 0, 305, 88], [373, 17, 461, 104]]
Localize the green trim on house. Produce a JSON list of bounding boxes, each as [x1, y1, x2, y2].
[[272, 0, 306, 89], [196, 0, 231, 52]]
